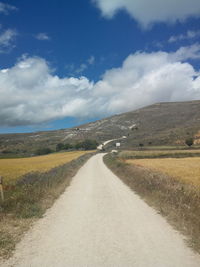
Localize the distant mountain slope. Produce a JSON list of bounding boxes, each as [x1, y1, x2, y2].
[[1, 100, 200, 155]]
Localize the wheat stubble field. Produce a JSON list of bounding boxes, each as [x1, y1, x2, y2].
[[126, 157, 200, 186], [0, 151, 92, 184], [119, 149, 200, 159]]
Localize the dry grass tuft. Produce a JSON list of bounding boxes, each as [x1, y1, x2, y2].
[[0, 217, 34, 259]]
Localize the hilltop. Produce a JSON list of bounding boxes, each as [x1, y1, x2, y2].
[[1, 100, 200, 155]]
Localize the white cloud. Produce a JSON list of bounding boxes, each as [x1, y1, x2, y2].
[[93, 0, 200, 28], [0, 57, 94, 126], [170, 44, 200, 61], [0, 45, 200, 126], [169, 30, 200, 43], [93, 47, 200, 114], [75, 63, 88, 74], [35, 33, 50, 41], [0, 2, 17, 14], [0, 29, 17, 52], [75, 56, 95, 73]]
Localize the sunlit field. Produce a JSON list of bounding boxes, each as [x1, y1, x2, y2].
[[119, 149, 200, 159], [0, 151, 92, 183], [126, 157, 200, 186]]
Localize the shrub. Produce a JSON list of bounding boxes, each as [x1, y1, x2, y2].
[[35, 147, 53, 155], [81, 139, 98, 150], [185, 137, 194, 147], [64, 143, 73, 150], [75, 139, 98, 150], [56, 143, 65, 151], [75, 142, 83, 150]]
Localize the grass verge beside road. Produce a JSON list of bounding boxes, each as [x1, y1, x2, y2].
[[104, 153, 200, 254], [0, 152, 95, 259]]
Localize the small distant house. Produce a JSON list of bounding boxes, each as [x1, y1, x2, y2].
[[116, 142, 121, 148]]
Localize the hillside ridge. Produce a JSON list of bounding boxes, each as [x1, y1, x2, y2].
[[1, 100, 200, 155]]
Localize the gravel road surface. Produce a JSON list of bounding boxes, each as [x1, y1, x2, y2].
[[2, 154, 200, 267]]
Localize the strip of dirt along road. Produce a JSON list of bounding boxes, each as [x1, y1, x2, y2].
[[2, 154, 200, 267]]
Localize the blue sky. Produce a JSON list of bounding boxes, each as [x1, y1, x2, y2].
[[0, 0, 200, 133]]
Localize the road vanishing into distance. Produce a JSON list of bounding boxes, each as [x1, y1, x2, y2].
[[97, 136, 126, 150], [2, 154, 200, 267]]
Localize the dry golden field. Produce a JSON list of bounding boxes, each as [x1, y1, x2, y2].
[[105, 153, 200, 254], [0, 151, 92, 184], [119, 149, 200, 159], [126, 157, 200, 186]]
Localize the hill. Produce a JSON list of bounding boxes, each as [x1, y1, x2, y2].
[[1, 100, 200, 155]]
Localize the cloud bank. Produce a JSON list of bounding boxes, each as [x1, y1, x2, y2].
[[0, 45, 200, 126], [93, 0, 200, 27]]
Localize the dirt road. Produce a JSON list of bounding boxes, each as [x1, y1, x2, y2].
[[2, 154, 200, 267], [97, 136, 126, 150], [97, 138, 117, 150]]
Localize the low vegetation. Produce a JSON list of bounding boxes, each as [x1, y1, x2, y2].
[[104, 152, 200, 254], [0, 138, 99, 158], [35, 147, 53, 155], [0, 151, 95, 259], [56, 139, 99, 152], [185, 137, 194, 147]]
